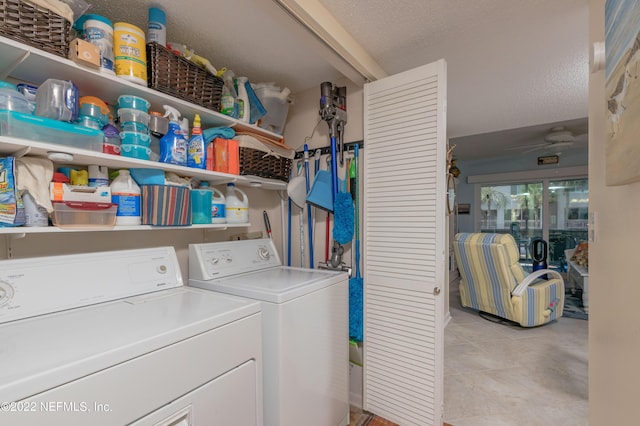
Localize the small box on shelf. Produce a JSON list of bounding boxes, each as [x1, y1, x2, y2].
[[68, 38, 100, 69], [141, 185, 191, 226], [207, 138, 239, 174]]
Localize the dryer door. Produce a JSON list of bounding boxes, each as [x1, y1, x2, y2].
[[131, 360, 258, 426]]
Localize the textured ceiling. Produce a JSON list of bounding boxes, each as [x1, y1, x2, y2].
[[84, 0, 589, 159], [319, 0, 590, 142]]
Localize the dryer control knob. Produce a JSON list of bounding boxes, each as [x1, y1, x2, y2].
[[258, 247, 270, 260], [0, 281, 15, 306], [157, 264, 167, 274]]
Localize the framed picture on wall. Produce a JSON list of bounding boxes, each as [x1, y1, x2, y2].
[[605, 0, 640, 185], [458, 203, 470, 214]]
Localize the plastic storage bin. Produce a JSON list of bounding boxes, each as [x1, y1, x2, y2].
[[51, 201, 117, 228], [121, 144, 151, 160], [0, 81, 34, 114], [117, 95, 150, 112], [0, 110, 103, 152], [120, 131, 151, 147], [254, 84, 291, 134]]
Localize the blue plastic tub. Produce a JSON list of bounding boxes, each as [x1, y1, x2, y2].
[[120, 131, 150, 147], [121, 143, 151, 160], [117, 95, 150, 112]]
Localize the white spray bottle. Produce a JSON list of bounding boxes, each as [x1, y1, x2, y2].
[[159, 105, 187, 166]]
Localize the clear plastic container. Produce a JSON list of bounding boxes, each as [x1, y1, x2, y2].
[[78, 96, 109, 125], [117, 108, 150, 126], [76, 115, 102, 129], [103, 122, 121, 155], [35, 79, 79, 122], [121, 143, 151, 160], [51, 201, 117, 228], [0, 110, 103, 152], [0, 82, 34, 114], [117, 95, 150, 112], [120, 131, 151, 146]]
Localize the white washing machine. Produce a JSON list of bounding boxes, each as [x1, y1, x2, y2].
[[189, 238, 349, 426], [0, 247, 263, 426]]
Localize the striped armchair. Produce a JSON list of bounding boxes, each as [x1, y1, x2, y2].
[[453, 232, 564, 327]]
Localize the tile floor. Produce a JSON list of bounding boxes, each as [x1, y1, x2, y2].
[[444, 279, 588, 425]]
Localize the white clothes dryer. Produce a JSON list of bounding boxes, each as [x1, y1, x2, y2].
[[189, 238, 349, 426], [0, 247, 262, 426]]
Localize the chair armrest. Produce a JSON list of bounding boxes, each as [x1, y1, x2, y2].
[[512, 269, 564, 297]]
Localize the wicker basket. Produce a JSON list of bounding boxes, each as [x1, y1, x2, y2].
[[147, 42, 224, 112], [239, 147, 292, 182], [0, 0, 70, 58]]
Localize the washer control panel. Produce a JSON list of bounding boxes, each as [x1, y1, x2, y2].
[[0, 246, 182, 324], [189, 238, 281, 281]]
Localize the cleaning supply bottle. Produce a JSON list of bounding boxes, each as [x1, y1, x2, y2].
[[147, 7, 166, 47], [235, 76, 250, 123], [218, 68, 237, 118], [225, 182, 248, 224], [199, 182, 226, 223], [111, 169, 141, 226], [159, 105, 187, 166], [187, 114, 206, 169]]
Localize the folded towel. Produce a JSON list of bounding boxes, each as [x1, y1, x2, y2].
[[15, 157, 54, 213], [203, 127, 235, 144]]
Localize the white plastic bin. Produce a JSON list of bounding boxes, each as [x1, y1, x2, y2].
[[254, 84, 291, 135]]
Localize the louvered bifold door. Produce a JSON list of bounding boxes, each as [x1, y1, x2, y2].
[[363, 60, 447, 426]]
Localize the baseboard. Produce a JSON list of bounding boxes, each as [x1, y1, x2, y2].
[[444, 311, 452, 328]]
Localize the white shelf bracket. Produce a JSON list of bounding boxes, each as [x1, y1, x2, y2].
[[5, 233, 26, 259], [13, 146, 31, 158], [0, 50, 31, 80]]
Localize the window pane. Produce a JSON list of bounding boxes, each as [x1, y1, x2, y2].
[[480, 182, 543, 261], [549, 178, 589, 268]]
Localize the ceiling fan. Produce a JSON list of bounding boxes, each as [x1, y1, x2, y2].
[[508, 126, 587, 155]]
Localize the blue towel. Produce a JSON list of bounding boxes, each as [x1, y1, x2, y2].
[[203, 127, 235, 143]]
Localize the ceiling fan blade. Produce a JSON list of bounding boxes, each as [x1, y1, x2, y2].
[[521, 145, 549, 154], [505, 142, 550, 151]]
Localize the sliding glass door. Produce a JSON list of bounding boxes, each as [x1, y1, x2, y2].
[[479, 178, 588, 269]]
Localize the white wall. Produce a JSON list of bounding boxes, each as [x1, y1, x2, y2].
[[588, 1, 640, 423], [4, 186, 281, 281], [282, 77, 363, 269]]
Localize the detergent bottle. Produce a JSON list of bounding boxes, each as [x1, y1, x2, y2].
[[111, 169, 141, 226], [199, 182, 226, 223], [187, 114, 206, 169], [225, 182, 248, 224], [159, 105, 187, 166]]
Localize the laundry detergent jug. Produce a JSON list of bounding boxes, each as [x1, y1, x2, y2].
[[225, 182, 248, 224]]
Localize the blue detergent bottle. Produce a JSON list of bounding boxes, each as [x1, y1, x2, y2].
[[159, 105, 187, 166]]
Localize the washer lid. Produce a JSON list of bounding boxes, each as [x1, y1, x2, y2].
[[189, 266, 348, 303], [0, 287, 260, 403]]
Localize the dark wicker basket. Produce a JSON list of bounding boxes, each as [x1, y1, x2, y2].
[[147, 42, 224, 112], [0, 0, 71, 57], [239, 147, 292, 182]]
